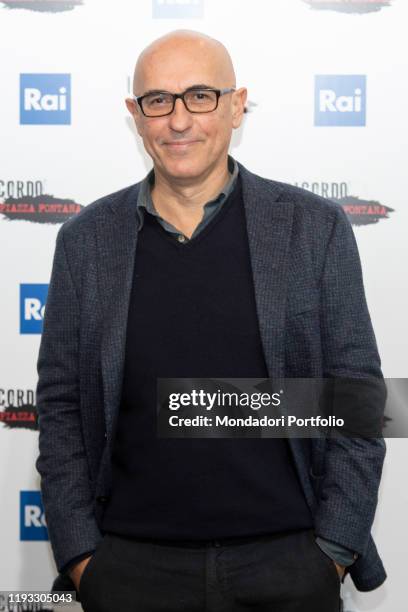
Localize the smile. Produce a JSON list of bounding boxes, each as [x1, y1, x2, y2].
[[164, 141, 199, 150]]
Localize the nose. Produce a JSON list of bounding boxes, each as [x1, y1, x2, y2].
[[168, 97, 193, 131]]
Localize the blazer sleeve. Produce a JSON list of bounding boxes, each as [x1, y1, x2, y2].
[[35, 225, 103, 573], [313, 205, 387, 556]]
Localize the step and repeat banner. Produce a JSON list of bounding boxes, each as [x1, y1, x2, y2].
[[1, 0, 407, 610]]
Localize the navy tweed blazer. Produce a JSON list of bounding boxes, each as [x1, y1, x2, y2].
[[35, 161, 387, 594]]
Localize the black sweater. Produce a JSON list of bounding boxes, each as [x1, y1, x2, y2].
[[102, 174, 313, 541]]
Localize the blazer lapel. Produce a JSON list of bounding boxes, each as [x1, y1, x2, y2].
[[239, 165, 318, 511], [96, 184, 141, 440], [238, 163, 294, 378]]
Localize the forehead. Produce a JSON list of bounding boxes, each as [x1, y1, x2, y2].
[[138, 44, 223, 93]]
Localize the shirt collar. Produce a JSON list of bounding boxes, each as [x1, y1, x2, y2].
[[136, 155, 239, 230]]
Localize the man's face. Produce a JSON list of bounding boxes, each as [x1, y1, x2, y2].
[[126, 43, 246, 181]]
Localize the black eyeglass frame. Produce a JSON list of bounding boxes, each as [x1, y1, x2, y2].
[[133, 87, 236, 117]]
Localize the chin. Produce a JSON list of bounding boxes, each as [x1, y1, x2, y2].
[[162, 157, 204, 179]]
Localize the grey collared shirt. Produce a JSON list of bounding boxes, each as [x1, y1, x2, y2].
[[136, 155, 239, 242]]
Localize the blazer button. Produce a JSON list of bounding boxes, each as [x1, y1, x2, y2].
[[96, 495, 109, 504]]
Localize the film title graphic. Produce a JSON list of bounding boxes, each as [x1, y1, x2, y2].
[[0, 388, 37, 430], [0, 180, 84, 223], [293, 181, 394, 226], [1, 0, 83, 13], [304, 0, 393, 14]]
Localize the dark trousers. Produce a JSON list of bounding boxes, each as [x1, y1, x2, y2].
[[78, 528, 343, 612]]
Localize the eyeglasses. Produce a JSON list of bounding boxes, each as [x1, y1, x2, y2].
[[133, 87, 236, 117]]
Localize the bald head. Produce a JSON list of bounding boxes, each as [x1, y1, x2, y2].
[[133, 30, 236, 95], [127, 30, 247, 187]]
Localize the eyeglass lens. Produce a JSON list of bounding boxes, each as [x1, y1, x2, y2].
[[142, 90, 218, 115]]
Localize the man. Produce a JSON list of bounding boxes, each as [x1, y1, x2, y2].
[[36, 30, 386, 611]]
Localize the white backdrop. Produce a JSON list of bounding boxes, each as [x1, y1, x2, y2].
[[1, 1, 407, 610]]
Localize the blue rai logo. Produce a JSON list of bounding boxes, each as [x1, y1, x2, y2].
[[314, 75, 366, 126], [20, 491, 48, 541], [20, 73, 71, 125], [152, 0, 203, 19], [20, 284, 48, 334]]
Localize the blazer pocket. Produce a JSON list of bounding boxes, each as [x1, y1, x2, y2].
[[78, 538, 105, 597], [78, 554, 97, 596], [313, 539, 342, 585]]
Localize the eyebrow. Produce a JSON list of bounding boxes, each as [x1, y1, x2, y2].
[[140, 83, 216, 96]]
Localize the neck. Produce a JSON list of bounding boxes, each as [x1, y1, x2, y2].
[[150, 158, 230, 237]]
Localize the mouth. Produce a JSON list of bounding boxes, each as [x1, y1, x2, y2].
[[164, 140, 200, 150]]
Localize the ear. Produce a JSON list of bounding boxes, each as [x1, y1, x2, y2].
[[231, 87, 248, 129], [125, 97, 143, 135]]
